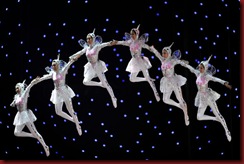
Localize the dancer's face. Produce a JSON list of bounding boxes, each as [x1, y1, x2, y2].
[[15, 85, 21, 94], [199, 64, 205, 73], [130, 30, 137, 40], [87, 35, 93, 45], [162, 50, 169, 58], [52, 61, 58, 72]]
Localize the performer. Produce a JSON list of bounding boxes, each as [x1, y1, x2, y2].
[[10, 78, 50, 157], [184, 55, 232, 141], [113, 24, 160, 102], [150, 43, 190, 126], [38, 54, 82, 136], [69, 29, 117, 108]]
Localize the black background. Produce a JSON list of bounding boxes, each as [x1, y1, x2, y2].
[[0, 0, 240, 160]]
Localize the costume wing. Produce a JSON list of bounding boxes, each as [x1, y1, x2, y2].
[[138, 33, 149, 43], [196, 64, 216, 75], [78, 39, 88, 48], [95, 35, 103, 45], [206, 64, 216, 75], [124, 32, 132, 41], [59, 60, 67, 70], [171, 50, 181, 59], [45, 66, 52, 73]]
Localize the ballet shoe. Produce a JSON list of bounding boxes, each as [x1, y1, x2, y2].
[[184, 115, 190, 126], [226, 131, 232, 142], [112, 97, 117, 108], [73, 115, 82, 136], [44, 145, 50, 157], [76, 124, 82, 136], [155, 92, 160, 102], [179, 103, 189, 126]]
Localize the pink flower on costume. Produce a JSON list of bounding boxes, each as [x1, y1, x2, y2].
[[16, 97, 23, 105], [161, 62, 172, 70], [130, 43, 140, 53], [54, 74, 63, 83], [87, 49, 95, 59], [196, 76, 207, 86]]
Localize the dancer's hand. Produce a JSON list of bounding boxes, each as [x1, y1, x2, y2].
[[69, 53, 81, 61], [110, 40, 118, 45], [181, 60, 189, 64], [148, 45, 156, 52], [224, 82, 232, 90], [70, 55, 80, 61], [10, 101, 15, 107], [31, 76, 40, 84]]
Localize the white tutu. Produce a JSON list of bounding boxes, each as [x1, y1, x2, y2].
[[13, 109, 37, 126], [160, 74, 186, 93], [194, 88, 221, 107], [84, 60, 108, 79], [126, 56, 152, 73], [50, 85, 75, 104]]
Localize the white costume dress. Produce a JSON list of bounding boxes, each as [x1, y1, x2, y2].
[[77, 42, 110, 80], [12, 82, 37, 126], [117, 38, 152, 73], [39, 58, 82, 136], [41, 60, 75, 104], [70, 34, 117, 108], [10, 80, 50, 156], [115, 32, 160, 102], [184, 64, 225, 109], [151, 45, 189, 126], [184, 59, 231, 142]]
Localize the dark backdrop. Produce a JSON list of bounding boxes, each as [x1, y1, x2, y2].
[[0, 0, 240, 160]]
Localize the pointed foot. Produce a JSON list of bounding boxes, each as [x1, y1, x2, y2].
[[112, 97, 117, 108]]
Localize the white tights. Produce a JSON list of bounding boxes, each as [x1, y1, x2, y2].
[[14, 122, 50, 156], [197, 98, 231, 141], [55, 99, 82, 135], [130, 69, 160, 102], [83, 71, 117, 108], [162, 86, 189, 125], [55, 99, 77, 123]]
